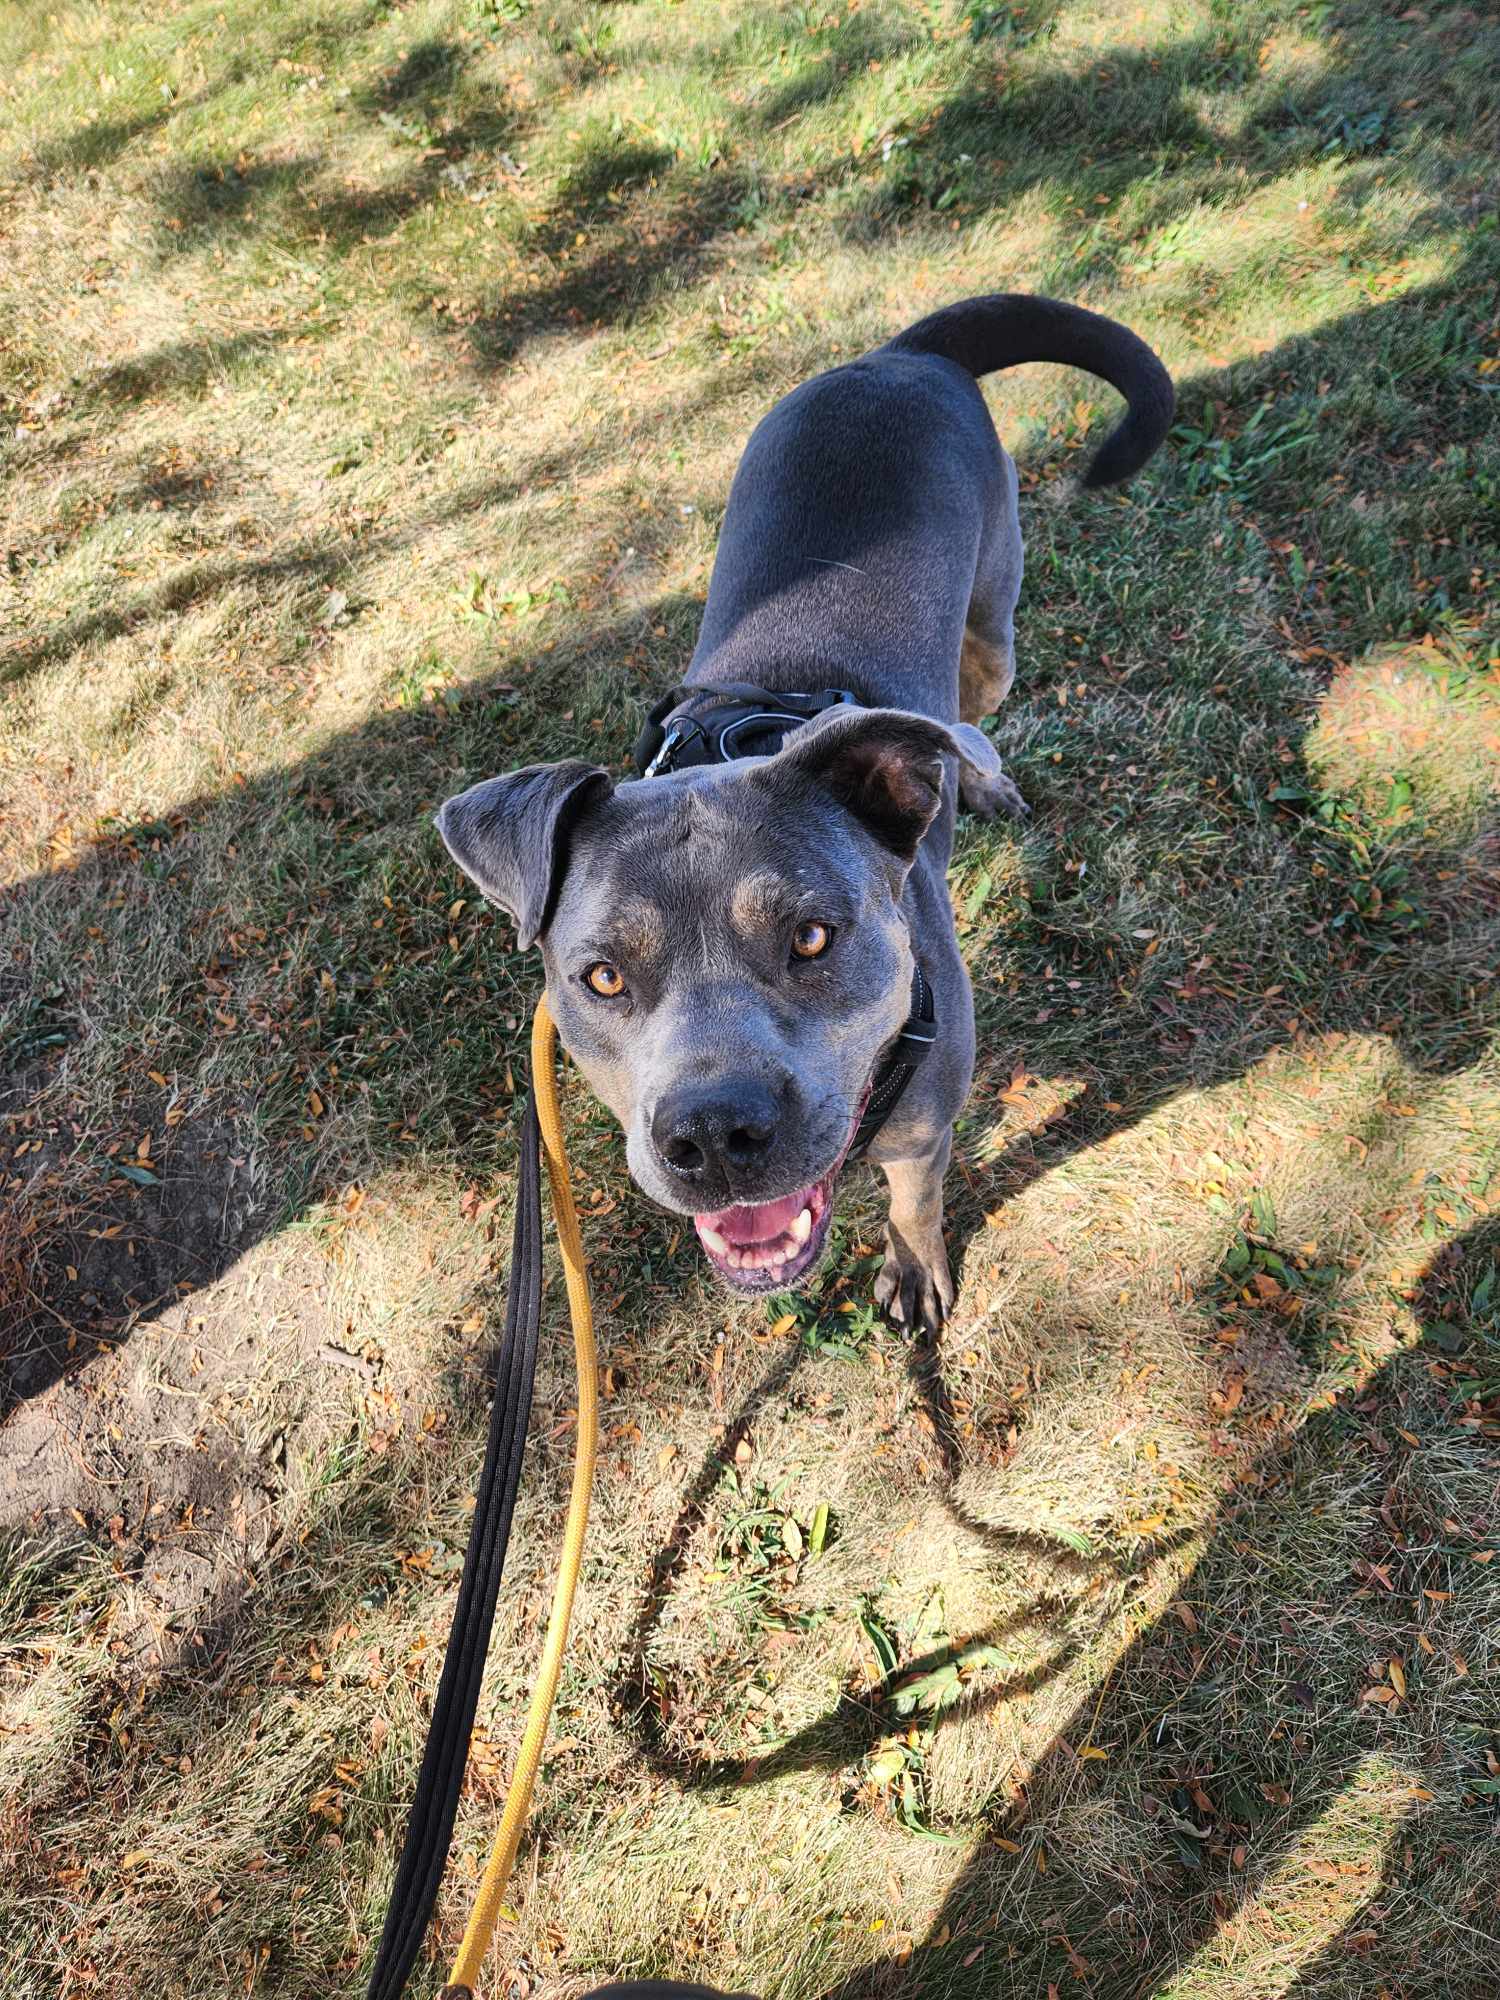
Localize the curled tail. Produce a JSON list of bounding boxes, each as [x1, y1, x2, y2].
[[883, 293, 1174, 488]]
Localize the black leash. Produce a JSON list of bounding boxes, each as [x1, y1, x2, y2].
[[366, 1090, 546, 2000]]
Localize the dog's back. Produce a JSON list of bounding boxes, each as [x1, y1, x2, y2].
[[688, 294, 1174, 718]]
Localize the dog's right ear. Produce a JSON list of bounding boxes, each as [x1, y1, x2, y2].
[[436, 762, 611, 950]]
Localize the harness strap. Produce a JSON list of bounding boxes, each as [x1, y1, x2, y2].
[[848, 959, 935, 1161], [633, 683, 857, 778]]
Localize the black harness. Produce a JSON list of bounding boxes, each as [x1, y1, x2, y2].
[[633, 683, 936, 1160]]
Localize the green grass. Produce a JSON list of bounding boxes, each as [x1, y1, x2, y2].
[[2, 0, 1498, 1996]]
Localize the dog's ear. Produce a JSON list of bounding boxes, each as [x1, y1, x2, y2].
[[436, 761, 611, 949], [767, 706, 980, 860]]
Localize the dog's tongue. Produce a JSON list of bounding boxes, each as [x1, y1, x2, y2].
[[696, 1187, 810, 1247]]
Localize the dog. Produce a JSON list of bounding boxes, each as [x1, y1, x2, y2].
[[438, 295, 1172, 1331]]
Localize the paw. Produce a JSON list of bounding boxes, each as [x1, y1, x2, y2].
[[875, 1229, 955, 1334], [959, 768, 1029, 820]]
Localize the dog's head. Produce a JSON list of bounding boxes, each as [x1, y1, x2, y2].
[[438, 706, 998, 1294]]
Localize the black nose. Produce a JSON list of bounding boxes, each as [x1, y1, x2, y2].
[[651, 1080, 780, 1182]]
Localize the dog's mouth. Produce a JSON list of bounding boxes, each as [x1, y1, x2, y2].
[[693, 1176, 834, 1294], [691, 1098, 866, 1295]]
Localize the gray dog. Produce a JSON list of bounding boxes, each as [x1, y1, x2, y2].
[[438, 295, 1172, 1331]]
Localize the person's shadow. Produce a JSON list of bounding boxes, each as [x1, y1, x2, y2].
[[613, 1208, 1499, 2000]]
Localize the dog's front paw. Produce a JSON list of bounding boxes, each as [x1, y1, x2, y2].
[[959, 767, 1029, 820], [875, 1227, 955, 1334]]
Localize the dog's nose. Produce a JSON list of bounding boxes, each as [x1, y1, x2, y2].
[[651, 1081, 779, 1182]]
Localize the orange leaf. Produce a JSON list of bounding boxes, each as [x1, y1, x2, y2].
[[1388, 1659, 1407, 1697]]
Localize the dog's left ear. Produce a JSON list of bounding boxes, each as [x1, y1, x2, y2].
[[765, 706, 1001, 861], [436, 760, 612, 949]]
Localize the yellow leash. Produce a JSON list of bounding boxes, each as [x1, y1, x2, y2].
[[442, 999, 599, 1999]]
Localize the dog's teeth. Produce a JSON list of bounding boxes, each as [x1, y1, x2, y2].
[[700, 1225, 729, 1257], [791, 1207, 812, 1245], [726, 1248, 744, 1269]]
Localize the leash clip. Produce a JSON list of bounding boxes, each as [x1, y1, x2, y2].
[[641, 720, 689, 780]]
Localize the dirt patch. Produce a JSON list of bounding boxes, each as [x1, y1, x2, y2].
[[1, 1090, 269, 1406], [1, 1090, 363, 1667]]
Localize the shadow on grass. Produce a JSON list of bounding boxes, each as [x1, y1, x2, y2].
[[18, 0, 1491, 400], [793, 1213, 1500, 2000]]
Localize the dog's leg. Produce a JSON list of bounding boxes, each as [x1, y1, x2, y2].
[[957, 621, 1025, 819], [957, 452, 1026, 819], [874, 1135, 955, 1333]]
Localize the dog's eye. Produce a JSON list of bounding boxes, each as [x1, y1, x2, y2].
[[790, 921, 833, 961], [583, 962, 626, 999]]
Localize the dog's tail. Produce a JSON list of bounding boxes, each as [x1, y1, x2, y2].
[[883, 293, 1174, 489]]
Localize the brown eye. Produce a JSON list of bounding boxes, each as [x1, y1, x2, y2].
[[791, 921, 833, 960], [584, 962, 626, 998]]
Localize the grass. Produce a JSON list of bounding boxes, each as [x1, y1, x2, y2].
[[1, 0, 1498, 1995]]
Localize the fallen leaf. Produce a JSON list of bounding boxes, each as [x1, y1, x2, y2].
[[1388, 1658, 1407, 1697]]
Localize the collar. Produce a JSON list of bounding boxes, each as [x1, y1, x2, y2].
[[633, 681, 937, 1161]]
